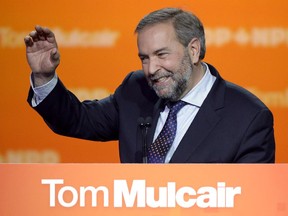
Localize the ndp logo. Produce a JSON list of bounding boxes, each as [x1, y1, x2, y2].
[[41, 179, 241, 208]]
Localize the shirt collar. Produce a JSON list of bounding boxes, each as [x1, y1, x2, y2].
[[181, 63, 216, 107]]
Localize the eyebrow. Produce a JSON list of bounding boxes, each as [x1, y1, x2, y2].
[[138, 47, 170, 57]]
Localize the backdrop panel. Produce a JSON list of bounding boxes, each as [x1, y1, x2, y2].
[[0, 0, 287, 163]]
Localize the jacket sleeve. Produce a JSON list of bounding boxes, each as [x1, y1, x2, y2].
[[27, 78, 120, 141]]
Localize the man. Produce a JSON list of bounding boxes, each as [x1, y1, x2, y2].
[[25, 8, 275, 163]]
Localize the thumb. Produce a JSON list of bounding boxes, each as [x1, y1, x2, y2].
[[50, 48, 60, 62]]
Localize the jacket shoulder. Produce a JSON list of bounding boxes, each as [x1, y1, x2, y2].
[[225, 81, 269, 111]]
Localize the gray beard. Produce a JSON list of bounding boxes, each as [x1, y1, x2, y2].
[[148, 51, 193, 101]]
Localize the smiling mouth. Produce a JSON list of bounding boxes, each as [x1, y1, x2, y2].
[[152, 75, 171, 84]]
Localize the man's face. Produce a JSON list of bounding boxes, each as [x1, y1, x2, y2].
[[137, 22, 194, 101]]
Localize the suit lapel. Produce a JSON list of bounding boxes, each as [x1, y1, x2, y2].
[[170, 64, 226, 162], [169, 100, 221, 162]]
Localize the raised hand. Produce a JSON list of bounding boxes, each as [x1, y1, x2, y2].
[[24, 25, 60, 86]]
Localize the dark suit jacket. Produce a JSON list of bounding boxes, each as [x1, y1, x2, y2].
[[28, 64, 275, 163]]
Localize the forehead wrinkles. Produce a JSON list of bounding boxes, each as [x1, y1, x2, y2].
[[137, 23, 179, 53]]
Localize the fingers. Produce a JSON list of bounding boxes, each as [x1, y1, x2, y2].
[[24, 35, 33, 47], [35, 25, 55, 40], [25, 25, 55, 44]]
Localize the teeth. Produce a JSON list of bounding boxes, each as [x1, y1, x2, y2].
[[157, 77, 168, 82]]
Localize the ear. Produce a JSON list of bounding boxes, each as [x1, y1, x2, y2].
[[187, 38, 201, 65]]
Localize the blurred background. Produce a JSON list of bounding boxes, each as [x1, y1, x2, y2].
[[0, 0, 287, 163]]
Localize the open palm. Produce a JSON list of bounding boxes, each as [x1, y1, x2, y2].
[[25, 26, 60, 74]]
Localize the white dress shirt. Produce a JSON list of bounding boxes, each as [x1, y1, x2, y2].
[[153, 63, 216, 163]]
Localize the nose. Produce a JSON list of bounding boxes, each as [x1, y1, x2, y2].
[[147, 57, 160, 75]]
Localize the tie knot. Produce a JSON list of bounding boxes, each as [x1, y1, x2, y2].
[[168, 100, 187, 115]]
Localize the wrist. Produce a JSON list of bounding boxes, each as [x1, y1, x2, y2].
[[32, 72, 55, 87]]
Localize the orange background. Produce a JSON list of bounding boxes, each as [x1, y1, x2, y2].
[[1, 164, 288, 215], [0, 0, 287, 163]]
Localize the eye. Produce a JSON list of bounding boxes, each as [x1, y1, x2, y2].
[[139, 55, 149, 64], [157, 52, 168, 58]]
